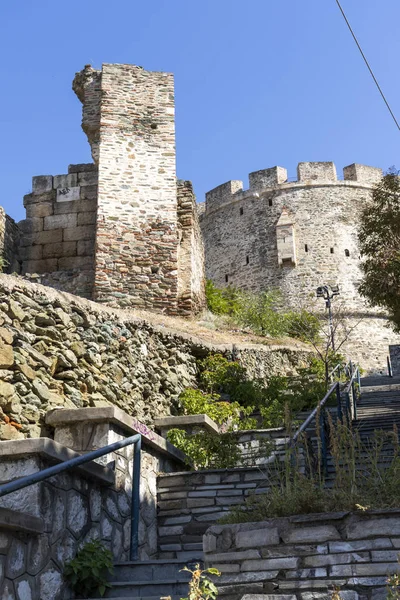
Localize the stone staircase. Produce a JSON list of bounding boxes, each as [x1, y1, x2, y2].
[[94, 558, 201, 599], [98, 374, 400, 600]]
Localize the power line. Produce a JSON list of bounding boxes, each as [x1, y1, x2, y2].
[[334, 0, 400, 132]]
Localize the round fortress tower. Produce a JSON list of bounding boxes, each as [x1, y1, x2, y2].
[[200, 162, 400, 372]]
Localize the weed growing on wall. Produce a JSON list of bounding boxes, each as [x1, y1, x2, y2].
[[63, 540, 113, 598]]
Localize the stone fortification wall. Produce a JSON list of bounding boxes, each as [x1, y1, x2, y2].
[[177, 180, 206, 315], [204, 510, 400, 600], [18, 162, 98, 298], [201, 162, 400, 372], [0, 208, 20, 274], [0, 274, 310, 442], [73, 63, 182, 314]]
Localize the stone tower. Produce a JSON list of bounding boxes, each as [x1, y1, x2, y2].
[[15, 63, 205, 316], [200, 162, 400, 371]]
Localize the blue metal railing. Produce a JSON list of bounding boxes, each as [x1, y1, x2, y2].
[[344, 365, 361, 422], [0, 433, 142, 561]]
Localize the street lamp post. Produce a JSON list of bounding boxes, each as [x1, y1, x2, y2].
[[316, 285, 340, 351]]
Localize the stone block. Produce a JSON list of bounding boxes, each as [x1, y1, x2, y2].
[[54, 199, 96, 215], [371, 550, 399, 562], [68, 163, 97, 173], [23, 259, 58, 274], [56, 187, 80, 203], [78, 171, 98, 185], [213, 563, 240, 573], [18, 219, 43, 234], [32, 176, 52, 194], [77, 239, 95, 256], [346, 518, 400, 539], [30, 229, 63, 245], [158, 525, 184, 537], [187, 498, 214, 509], [42, 242, 77, 259], [19, 246, 43, 261], [297, 162, 337, 182], [241, 557, 299, 571], [26, 203, 53, 219], [304, 552, 369, 567], [44, 214, 77, 230], [300, 593, 358, 600], [53, 173, 78, 189], [329, 538, 392, 553], [78, 211, 96, 226], [283, 526, 340, 544], [63, 225, 95, 241], [236, 527, 279, 548], [353, 562, 400, 576], [80, 184, 98, 200]]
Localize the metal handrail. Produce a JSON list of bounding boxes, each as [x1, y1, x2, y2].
[[0, 433, 142, 561], [388, 355, 393, 378], [292, 381, 342, 444], [345, 365, 361, 422]]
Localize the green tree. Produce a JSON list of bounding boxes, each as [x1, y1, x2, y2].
[[358, 168, 400, 331]]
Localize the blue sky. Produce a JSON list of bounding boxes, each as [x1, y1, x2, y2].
[[0, 0, 399, 222]]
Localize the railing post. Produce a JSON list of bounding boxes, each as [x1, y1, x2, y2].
[[320, 409, 328, 476], [351, 378, 356, 421], [130, 436, 141, 561], [336, 383, 343, 422], [388, 356, 393, 378]]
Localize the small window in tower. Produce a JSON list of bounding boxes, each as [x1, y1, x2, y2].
[[305, 244, 308, 253], [240, 207, 244, 216], [330, 248, 334, 254], [269, 199, 273, 207], [225, 274, 229, 283], [345, 249, 350, 257], [246, 256, 249, 265]]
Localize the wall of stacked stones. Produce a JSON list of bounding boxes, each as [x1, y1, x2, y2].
[[157, 457, 291, 559], [0, 274, 310, 442], [203, 510, 400, 600], [0, 208, 20, 274], [18, 163, 98, 299], [177, 180, 206, 315], [200, 163, 400, 372], [74, 63, 181, 314]]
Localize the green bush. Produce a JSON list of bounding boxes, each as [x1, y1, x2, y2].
[[167, 428, 242, 468], [284, 309, 321, 343], [63, 540, 113, 598], [205, 280, 240, 316], [178, 387, 242, 426], [235, 290, 288, 336]]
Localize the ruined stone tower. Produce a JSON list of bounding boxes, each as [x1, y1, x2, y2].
[[200, 162, 400, 371], [15, 63, 205, 316]]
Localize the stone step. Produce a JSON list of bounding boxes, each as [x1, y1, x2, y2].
[[103, 579, 189, 598], [111, 559, 202, 582]]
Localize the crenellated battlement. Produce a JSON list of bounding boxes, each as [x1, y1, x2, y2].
[[205, 162, 383, 212]]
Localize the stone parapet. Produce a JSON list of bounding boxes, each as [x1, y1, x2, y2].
[[203, 510, 400, 600], [19, 163, 98, 298]]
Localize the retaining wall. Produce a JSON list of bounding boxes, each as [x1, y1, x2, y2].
[[203, 509, 400, 599]]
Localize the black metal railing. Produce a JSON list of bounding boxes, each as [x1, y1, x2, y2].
[[0, 433, 142, 561], [291, 362, 361, 475]]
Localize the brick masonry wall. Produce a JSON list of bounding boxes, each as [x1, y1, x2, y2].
[[200, 162, 400, 372], [203, 510, 400, 600], [18, 163, 97, 298], [0, 209, 20, 274], [177, 180, 206, 315]]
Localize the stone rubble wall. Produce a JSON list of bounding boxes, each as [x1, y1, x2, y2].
[[0, 208, 20, 274], [177, 180, 206, 316], [0, 274, 310, 442], [18, 162, 98, 299], [203, 510, 400, 600], [200, 162, 400, 372]]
